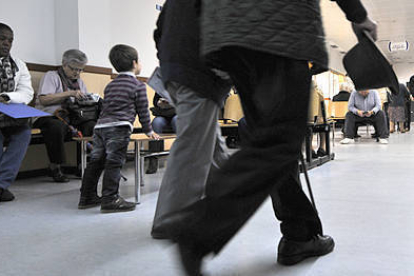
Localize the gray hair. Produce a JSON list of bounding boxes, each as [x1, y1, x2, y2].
[[62, 49, 88, 66], [339, 83, 349, 92]]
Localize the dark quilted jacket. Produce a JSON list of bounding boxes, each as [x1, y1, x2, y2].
[[200, 0, 367, 72]]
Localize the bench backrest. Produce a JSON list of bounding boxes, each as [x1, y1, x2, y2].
[[332, 101, 349, 119], [223, 93, 243, 122], [27, 63, 156, 129]]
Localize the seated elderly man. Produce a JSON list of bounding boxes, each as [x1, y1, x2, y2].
[[333, 82, 352, 102], [341, 89, 389, 144], [0, 23, 34, 202]]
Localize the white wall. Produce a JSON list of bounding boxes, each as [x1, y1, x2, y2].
[[327, 44, 346, 74], [393, 63, 414, 84], [55, 0, 80, 63], [0, 0, 163, 75], [0, 0, 56, 64], [77, 0, 112, 69], [109, 0, 163, 76], [77, 0, 163, 76]]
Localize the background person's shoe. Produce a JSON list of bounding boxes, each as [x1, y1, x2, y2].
[[317, 148, 327, 157], [78, 195, 102, 209], [0, 188, 15, 202], [100, 196, 136, 213], [50, 168, 69, 183], [146, 157, 158, 174], [277, 234, 335, 266], [340, 138, 353, 144], [379, 138, 389, 144]]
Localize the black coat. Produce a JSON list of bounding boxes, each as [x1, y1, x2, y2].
[[389, 83, 411, 107], [154, 0, 231, 105], [200, 0, 367, 72], [333, 91, 351, 102]]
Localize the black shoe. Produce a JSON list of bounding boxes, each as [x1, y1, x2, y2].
[[146, 157, 158, 174], [100, 196, 136, 213], [78, 195, 102, 209], [51, 168, 69, 183], [277, 234, 335, 266], [311, 150, 318, 159], [0, 188, 15, 202], [151, 228, 169, 240], [177, 240, 204, 276], [317, 148, 327, 157]]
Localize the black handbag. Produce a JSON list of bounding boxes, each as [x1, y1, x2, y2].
[[62, 95, 101, 126], [150, 106, 176, 118]]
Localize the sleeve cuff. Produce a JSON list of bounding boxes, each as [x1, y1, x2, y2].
[[0, 93, 11, 103]]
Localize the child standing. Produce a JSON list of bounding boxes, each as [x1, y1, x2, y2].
[[78, 44, 159, 213]]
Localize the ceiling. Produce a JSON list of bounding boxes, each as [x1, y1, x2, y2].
[[321, 0, 414, 81]]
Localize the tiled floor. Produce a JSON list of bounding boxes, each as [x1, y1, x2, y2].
[[1, 128, 414, 276]]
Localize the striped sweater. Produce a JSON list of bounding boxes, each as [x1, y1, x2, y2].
[[96, 74, 152, 133]]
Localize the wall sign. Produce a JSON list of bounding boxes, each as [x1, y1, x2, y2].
[[388, 41, 409, 52]]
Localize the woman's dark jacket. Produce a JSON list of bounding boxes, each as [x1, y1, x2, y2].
[[154, 0, 231, 105], [390, 83, 411, 107]]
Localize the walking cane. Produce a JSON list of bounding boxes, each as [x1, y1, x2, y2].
[[299, 151, 318, 214]]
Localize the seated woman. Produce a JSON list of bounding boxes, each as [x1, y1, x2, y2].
[[0, 23, 34, 202], [151, 93, 177, 133], [34, 49, 97, 182], [146, 93, 177, 174], [309, 81, 328, 158], [389, 83, 411, 133]]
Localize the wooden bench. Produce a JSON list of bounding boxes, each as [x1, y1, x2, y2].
[[73, 133, 176, 204]]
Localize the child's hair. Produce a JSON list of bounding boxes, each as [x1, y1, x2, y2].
[[109, 44, 138, 73]]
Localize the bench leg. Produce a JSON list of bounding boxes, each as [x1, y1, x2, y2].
[[81, 140, 87, 177], [140, 157, 145, 186], [134, 141, 141, 204]]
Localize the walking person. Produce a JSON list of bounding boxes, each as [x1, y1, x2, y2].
[[159, 1, 378, 275], [151, 0, 231, 239]]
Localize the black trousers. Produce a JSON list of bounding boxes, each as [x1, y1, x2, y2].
[[343, 111, 389, 139], [80, 126, 131, 201], [34, 116, 96, 164], [163, 48, 322, 255]]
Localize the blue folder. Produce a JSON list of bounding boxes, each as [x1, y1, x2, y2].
[[0, 103, 51, 118]]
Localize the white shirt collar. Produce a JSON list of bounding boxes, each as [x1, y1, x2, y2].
[[118, 71, 136, 77]]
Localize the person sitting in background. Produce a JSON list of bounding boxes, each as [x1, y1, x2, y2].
[[0, 23, 33, 202], [341, 89, 389, 144], [333, 82, 352, 102], [309, 81, 328, 158], [389, 83, 411, 133], [151, 93, 177, 133], [79, 44, 158, 212], [146, 92, 177, 174], [406, 76, 414, 131], [34, 49, 96, 183], [408, 75, 414, 97]]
